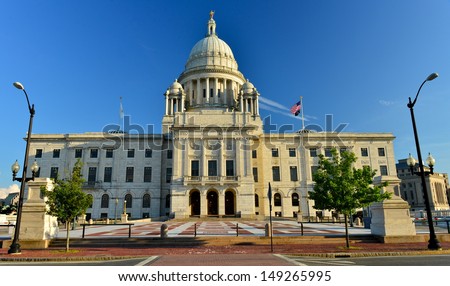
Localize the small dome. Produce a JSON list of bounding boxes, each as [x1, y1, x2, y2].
[[169, 79, 183, 94], [241, 79, 255, 94]]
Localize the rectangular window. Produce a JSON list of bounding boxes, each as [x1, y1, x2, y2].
[[380, 165, 388, 176], [272, 166, 280, 181], [310, 148, 317, 157], [75, 149, 82, 158], [88, 167, 97, 184], [208, 160, 218, 176], [226, 160, 234, 176], [191, 160, 200, 177], [145, 149, 152, 158], [106, 149, 113, 158], [126, 167, 134, 182], [166, 167, 172, 183], [378, 148, 386, 157], [325, 148, 332, 157], [272, 148, 279, 157], [290, 166, 298, 181], [340, 148, 347, 154], [252, 150, 257, 159], [167, 150, 173, 159], [203, 89, 206, 98], [35, 149, 43, 158], [210, 88, 213, 97], [361, 148, 368, 157], [53, 149, 60, 158], [50, 167, 58, 179], [90, 149, 98, 158], [104, 167, 112, 183], [253, 167, 258, 182], [289, 148, 296, 157], [127, 149, 135, 158], [311, 166, 319, 176], [144, 167, 152, 182]]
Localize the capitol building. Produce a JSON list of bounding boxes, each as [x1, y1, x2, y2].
[[27, 13, 397, 221]]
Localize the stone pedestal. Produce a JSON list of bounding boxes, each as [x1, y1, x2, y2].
[[370, 176, 416, 237], [121, 213, 128, 223], [4, 178, 59, 249]]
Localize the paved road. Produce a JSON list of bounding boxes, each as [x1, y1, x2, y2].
[[281, 254, 450, 266]]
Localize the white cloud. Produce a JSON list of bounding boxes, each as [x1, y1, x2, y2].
[[0, 184, 19, 199]]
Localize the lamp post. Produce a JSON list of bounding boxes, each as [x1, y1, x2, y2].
[[114, 198, 118, 224], [8, 82, 38, 254], [407, 72, 441, 250]]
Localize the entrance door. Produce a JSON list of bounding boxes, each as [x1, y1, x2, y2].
[[190, 191, 200, 216], [207, 191, 218, 215], [225, 191, 235, 215]]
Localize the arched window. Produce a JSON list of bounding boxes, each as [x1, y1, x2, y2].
[[166, 194, 171, 208], [125, 194, 132, 208], [292, 193, 299, 206], [142, 194, 151, 208], [101, 194, 109, 208], [87, 194, 94, 208], [254, 194, 259, 207], [274, 193, 282, 206]]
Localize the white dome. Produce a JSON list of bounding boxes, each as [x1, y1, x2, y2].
[[169, 79, 183, 94], [241, 79, 255, 93], [184, 17, 238, 71]]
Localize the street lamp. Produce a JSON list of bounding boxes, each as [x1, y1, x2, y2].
[[8, 82, 37, 254], [407, 72, 441, 250]]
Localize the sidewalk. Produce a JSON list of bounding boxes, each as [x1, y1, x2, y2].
[[1, 220, 450, 265]]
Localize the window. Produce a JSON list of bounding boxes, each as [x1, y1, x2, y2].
[[90, 149, 98, 158], [361, 148, 368, 157], [104, 167, 112, 183], [75, 149, 82, 158], [127, 149, 135, 158], [145, 149, 152, 158], [50, 167, 58, 179], [311, 166, 319, 175], [378, 148, 385, 157], [125, 194, 132, 208], [191, 160, 200, 177], [253, 167, 258, 182], [203, 89, 206, 98], [325, 148, 332, 157], [101, 194, 109, 208], [35, 149, 43, 158], [255, 194, 259, 207], [309, 148, 317, 157], [144, 167, 152, 182], [272, 166, 280, 181], [106, 149, 113, 158], [126, 167, 134, 182], [53, 149, 60, 158], [167, 150, 173, 159], [208, 160, 217, 176], [340, 148, 347, 154], [252, 150, 257, 158], [274, 193, 282, 206], [210, 88, 213, 97], [289, 148, 296, 157], [380, 165, 388, 176], [272, 148, 279, 157], [166, 194, 171, 208], [290, 166, 298, 181], [166, 167, 172, 183], [226, 160, 234, 176], [292, 193, 299, 206], [142, 194, 151, 208], [88, 167, 97, 184]]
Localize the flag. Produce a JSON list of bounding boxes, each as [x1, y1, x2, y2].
[[290, 101, 301, 116], [119, 97, 124, 119]]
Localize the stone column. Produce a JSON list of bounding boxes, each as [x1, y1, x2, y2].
[[16, 178, 58, 249], [370, 176, 416, 238], [205, 77, 210, 103]]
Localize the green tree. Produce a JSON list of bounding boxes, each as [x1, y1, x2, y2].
[[309, 148, 391, 248], [42, 159, 92, 251]]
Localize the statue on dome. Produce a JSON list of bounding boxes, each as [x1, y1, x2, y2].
[[209, 10, 215, 19]]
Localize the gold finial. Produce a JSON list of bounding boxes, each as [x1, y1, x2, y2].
[[210, 10, 215, 19]]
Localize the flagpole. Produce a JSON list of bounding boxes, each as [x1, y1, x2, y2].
[[300, 96, 305, 131], [119, 97, 124, 132]]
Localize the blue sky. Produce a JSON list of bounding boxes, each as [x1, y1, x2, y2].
[[1, 0, 450, 197]]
